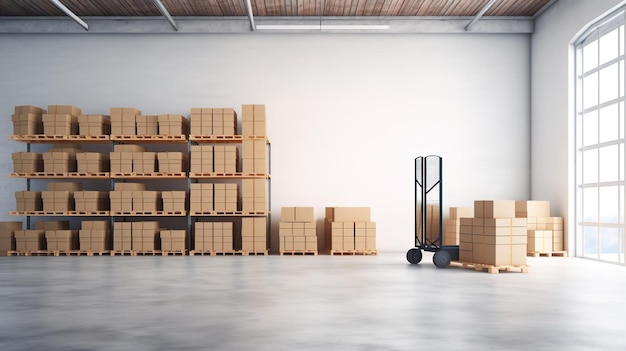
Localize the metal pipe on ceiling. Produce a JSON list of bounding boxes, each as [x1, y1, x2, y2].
[[151, 0, 178, 31], [465, 0, 498, 32], [244, 0, 256, 31], [49, 0, 88, 31]]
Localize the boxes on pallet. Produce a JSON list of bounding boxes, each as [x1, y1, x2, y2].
[[158, 114, 187, 135], [157, 152, 186, 173], [110, 107, 140, 136], [162, 191, 186, 212], [15, 191, 42, 212], [79, 229, 110, 251], [12, 105, 46, 135], [242, 217, 266, 251], [42, 114, 79, 135], [160, 230, 186, 251], [241, 179, 266, 212], [190, 145, 213, 173], [12, 152, 43, 173], [15, 230, 46, 251], [242, 104, 266, 136], [74, 191, 108, 212], [42, 147, 80, 173], [190, 183, 213, 212], [528, 230, 553, 253], [242, 139, 267, 173], [46, 230, 78, 251], [0, 222, 23, 255]]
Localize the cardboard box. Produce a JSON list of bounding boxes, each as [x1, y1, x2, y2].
[[0, 222, 22, 254], [328, 207, 371, 222], [483, 244, 527, 266], [474, 200, 515, 218], [528, 230, 553, 252], [449, 207, 473, 219], [15, 230, 46, 251], [12, 152, 43, 173], [15, 191, 42, 211]]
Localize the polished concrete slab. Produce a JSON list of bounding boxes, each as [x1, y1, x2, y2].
[[0, 253, 625, 351]]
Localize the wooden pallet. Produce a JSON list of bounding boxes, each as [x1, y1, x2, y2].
[[10, 211, 110, 216], [189, 211, 269, 216], [188, 250, 268, 256], [449, 261, 529, 274], [329, 250, 378, 256], [527, 251, 568, 257], [52, 250, 111, 256], [189, 172, 268, 179], [110, 172, 187, 179], [111, 135, 187, 142], [109, 250, 133, 256], [7, 250, 51, 256], [9, 172, 109, 179], [109, 211, 186, 216], [280, 250, 318, 256]]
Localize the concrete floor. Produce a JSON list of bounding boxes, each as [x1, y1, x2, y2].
[[0, 253, 625, 351]]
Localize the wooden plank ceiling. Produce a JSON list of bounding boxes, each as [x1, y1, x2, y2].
[[0, 0, 552, 17]]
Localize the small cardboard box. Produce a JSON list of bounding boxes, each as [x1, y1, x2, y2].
[[475, 200, 515, 219], [515, 200, 550, 218]]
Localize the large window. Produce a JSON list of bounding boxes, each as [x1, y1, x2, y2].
[[576, 9, 625, 265]]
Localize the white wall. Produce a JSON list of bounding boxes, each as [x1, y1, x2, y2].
[[0, 33, 530, 252], [531, 0, 623, 254]]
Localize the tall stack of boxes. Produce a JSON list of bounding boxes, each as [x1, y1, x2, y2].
[[214, 184, 238, 212], [444, 207, 473, 245], [242, 139, 267, 173], [194, 222, 234, 252], [113, 222, 132, 251], [131, 221, 160, 251], [77, 115, 110, 136], [110, 108, 140, 135], [279, 207, 317, 252], [190, 183, 213, 213], [14, 230, 46, 251], [42, 105, 81, 135], [132, 189, 161, 212], [459, 200, 527, 266], [515, 200, 565, 253], [12, 105, 45, 135], [241, 217, 267, 252], [161, 191, 186, 213], [190, 145, 213, 174], [241, 179, 266, 212], [325, 207, 377, 252], [79, 221, 110, 251], [213, 146, 238, 173], [41, 182, 82, 212], [158, 114, 187, 135], [242, 104, 266, 136], [12, 152, 43, 173], [160, 230, 186, 251], [42, 145, 80, 173], [0, 222, 22, 255]]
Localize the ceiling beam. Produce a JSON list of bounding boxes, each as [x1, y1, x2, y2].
[[465, 0, 497, 32], [0, 17, 534, 34], [48, 0, 88, 31], [244, 0, 256, 31], [151, 0, 178, 31]]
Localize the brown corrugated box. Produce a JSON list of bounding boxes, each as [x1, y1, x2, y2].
[[12, 152, 43, 173], [0, 222, 23, 254], [474, 200, 516, 218], [15, 191, 42, 211], [15, 230, 46, 251]]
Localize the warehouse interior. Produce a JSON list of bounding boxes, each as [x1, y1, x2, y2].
[[1, 0, 625, 350]]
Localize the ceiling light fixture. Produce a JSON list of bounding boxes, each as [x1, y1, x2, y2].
[[255, 24, 389, 31]]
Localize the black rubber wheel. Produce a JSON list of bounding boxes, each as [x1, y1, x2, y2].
[[406, 248, 422, 264], [433, 250, 451, 268]]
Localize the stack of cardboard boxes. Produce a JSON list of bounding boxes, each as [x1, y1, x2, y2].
[[190, 108, 237, 136], [214, 184, 238, 212], [241, 217, 267, 252], [110, 183, 161, 213], [515, 200, 564, 253], [242, 139, 266, 173], [110, 108, 141, 136], [190, 145, 213, 174], [45, 230, 79, 251], [110, 145, 148, 174], [194, 222, 234, 252], [131, 221, 160, 251], [136, 115, 158, 135], [158, 114, 187, 135], [79, 221, 110, 251], [444, 207, 473, 245], [42, 145, 80, 173], [157, 152, 186, 173], [15, 190, 42, 212], [0, 222, 22, 255], [279, 207, 317, 253], [76, 152, 109, 174], [74, 190, 108, 212], [42, 105, 81, 135], [15, 230, 46, 251], [459, 200, 528, 266], [241, 179, 266, 212], [190, 183, 214, 213], [161, 191, 186, 213], [325, 207, 377, 253], [12, 105, 45, 135], [12, 152, 42, 173], [242, 104, 266, 136], [160, 230, 186, 251], [77, 114, 110, 136], [41, 182, 82, 212], [213, 146, 238, 173], [113, 222, 132, 251]]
